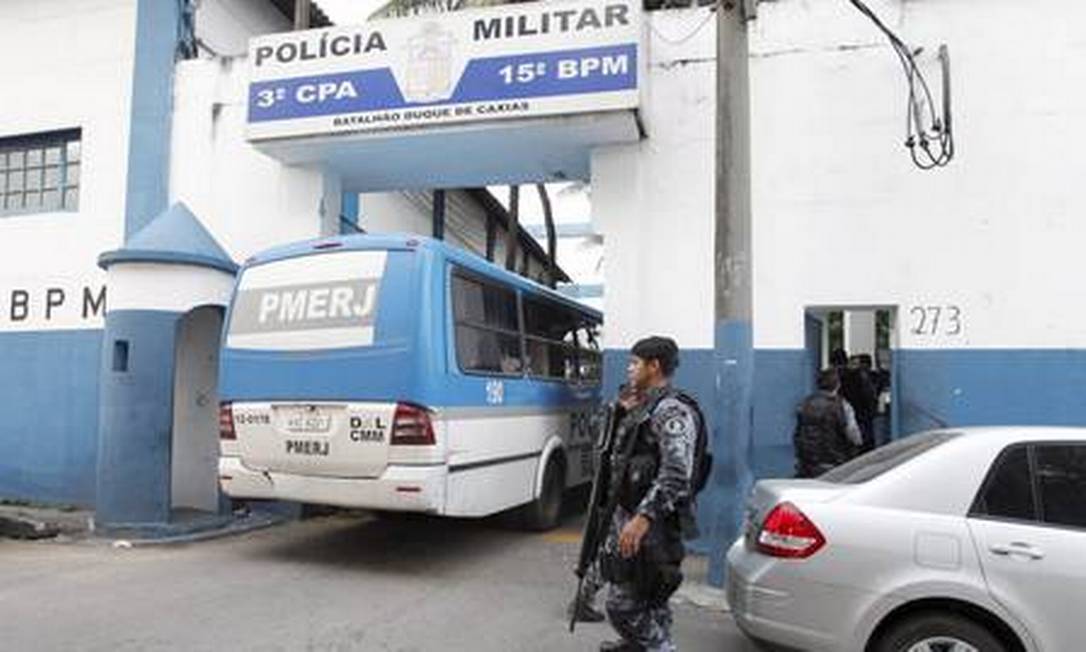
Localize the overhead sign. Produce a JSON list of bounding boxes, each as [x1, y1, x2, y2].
[[246, 0, 640, 140]]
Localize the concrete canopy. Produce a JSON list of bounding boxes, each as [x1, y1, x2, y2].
[[251, 110, 641, 193]]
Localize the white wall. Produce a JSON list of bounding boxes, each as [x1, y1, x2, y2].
[[0, 0, 137, 332], [593, 8, 716, 350], [170, 57, 344, 260], [360, 190, 438, 238], [195, 0, 291, 58], [751, 0, 1086, 350]]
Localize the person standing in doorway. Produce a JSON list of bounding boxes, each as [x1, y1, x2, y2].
[[831, 348, 877, 452], [794, 368, 864, 478]]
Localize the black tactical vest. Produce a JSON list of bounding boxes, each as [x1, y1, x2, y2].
[[794, 392, 855, 478], [611, 389, 699, 545], [607, 399, 652, 512]]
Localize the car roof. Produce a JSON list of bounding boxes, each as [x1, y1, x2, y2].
[[942, 426, 1086, 447]]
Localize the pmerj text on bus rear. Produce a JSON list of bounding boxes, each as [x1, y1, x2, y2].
[[218, 234, 603, 530]]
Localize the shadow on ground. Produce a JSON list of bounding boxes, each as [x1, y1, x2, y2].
[[249, 489, 591, 578]]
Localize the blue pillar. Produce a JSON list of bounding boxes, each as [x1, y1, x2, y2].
[[95, 310, 180, 527], [340, 192, 360, 234], [707, 320, 753, 586], [124, 0, 181, 237]]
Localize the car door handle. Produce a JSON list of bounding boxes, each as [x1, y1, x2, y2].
[[989, 542, 1045, 560]]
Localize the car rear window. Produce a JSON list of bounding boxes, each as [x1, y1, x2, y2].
[[820, 431, 961, 484]]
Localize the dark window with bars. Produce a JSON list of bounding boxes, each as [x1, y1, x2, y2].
[[452, 273, 524, 375], [523, 297, 602, 383], [0, 129, 81, 216]]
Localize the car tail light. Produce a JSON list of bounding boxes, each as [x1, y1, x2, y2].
[[756, 502, 826, 559], [391, 403, 435, 446], [219, 403, 236, 441]]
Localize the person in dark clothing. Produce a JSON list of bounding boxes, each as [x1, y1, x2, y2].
[[794, 369, 863, 478], [870, 350, 893, 446], [858, 353, 885, 392], [598, 336, 700, 652], [569, 383, 646, 624], [830, 348, 878, 452]]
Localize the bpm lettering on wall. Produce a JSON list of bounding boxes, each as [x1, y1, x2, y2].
[[246, 0, 640, 140], [0, 280, 107, 331]]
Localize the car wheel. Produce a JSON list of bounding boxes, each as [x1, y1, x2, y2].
[[521, 456, 566, 531], [874, 611, 1006, 652]]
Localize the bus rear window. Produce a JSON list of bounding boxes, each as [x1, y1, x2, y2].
[[226, 250, 388, 351]]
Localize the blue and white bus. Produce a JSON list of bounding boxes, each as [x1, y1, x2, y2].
[[217, 234, 602, 530]]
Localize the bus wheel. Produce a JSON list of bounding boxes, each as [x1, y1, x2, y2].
[[522, 456, 566, 531]]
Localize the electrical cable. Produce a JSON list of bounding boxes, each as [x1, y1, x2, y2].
[[847, 0, 954, 169], [648, 5, 717, 46]]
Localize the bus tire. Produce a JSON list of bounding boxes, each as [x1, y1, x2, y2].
[[522, 455, 566, 531]]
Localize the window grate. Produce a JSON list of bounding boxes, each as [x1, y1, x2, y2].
[[0, 128, 81, 217]]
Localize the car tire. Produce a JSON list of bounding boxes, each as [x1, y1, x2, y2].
[[873, 611, 1007, 652], [521, 456, 566, 531]]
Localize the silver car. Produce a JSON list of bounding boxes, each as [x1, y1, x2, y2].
[[726, 427, 1086, 652]]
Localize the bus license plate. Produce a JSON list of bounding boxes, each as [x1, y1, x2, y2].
[[282, 408, 332, 433]]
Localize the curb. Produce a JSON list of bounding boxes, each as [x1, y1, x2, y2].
[[0, 514, 60, 540], [109, 512, 287, 548], [672, 581, 731, 613]]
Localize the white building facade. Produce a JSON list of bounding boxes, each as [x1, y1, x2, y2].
[[1, 0, 1083, 564]]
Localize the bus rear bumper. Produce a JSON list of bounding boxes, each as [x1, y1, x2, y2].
[[218, 456, 446, 513]]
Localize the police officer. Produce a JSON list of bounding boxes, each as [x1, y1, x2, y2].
[[569, 384, 647, 624], [793, 368, 864, 478], [598, 336, 699, 652]]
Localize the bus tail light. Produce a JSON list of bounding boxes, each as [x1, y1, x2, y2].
[[219, 402, 236, 441], [391, 403, 435, 446]]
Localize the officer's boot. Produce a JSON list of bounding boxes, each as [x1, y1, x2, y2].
[[598, 640, 643, 652]]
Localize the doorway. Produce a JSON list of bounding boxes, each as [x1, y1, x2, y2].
[[804, 306, 899, 445], [171, 305, 225, 514]]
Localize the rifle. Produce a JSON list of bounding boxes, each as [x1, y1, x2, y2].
[[569, 400, 635, 633]]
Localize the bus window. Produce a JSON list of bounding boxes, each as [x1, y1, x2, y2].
[[524, 297, 579, 381], [576, 321, 602, 383], [452, 273, 523, 375]]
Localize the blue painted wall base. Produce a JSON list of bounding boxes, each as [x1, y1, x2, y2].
[[898, 348, 1086, 431], [752, 349, 809, 479], [0, 330, 102, 506]]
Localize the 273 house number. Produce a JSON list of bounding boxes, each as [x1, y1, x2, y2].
[[909, 305, 963, 336]]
